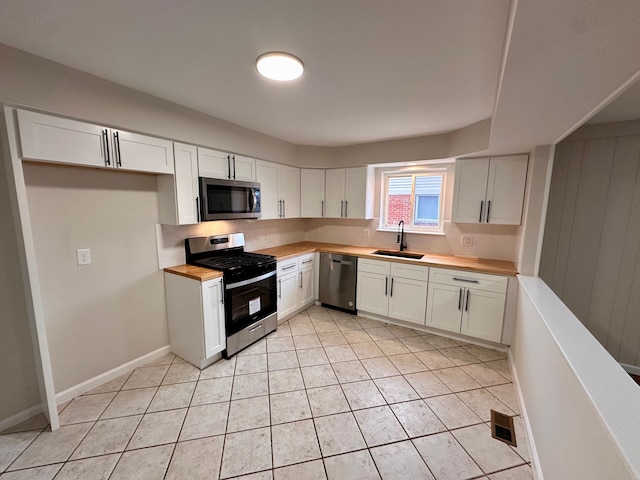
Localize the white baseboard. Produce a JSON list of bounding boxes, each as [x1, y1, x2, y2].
[[507, 348, 544, 480], [620, 362, 640, 376], [0, 404, 43, 433], [55, 345, 171, 405]]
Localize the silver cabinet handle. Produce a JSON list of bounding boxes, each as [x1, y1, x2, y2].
[[384, 277, 388, 296], [390, 277, 394, 297], [486, 200, 491, 223], [299, 271, 303, 288], [227, 155, 232, 179], [283, 199, 286, 218], [282, 264, 296, 271], [345, 200, 348, 217], [458, 288, 463, 311], [465, 289, 470, 312], [102, 129, 110, 166], [232, 154, 236, 179], [301, 259, 313, 264], [321, 200, 324, 217], [219, 282, 224, 304], [479, 200, 484, 223], [452, 277, 480, 284], [278, 278, 282, 298], [340, 200, 344, 218]]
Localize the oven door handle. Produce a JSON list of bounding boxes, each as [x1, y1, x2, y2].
[[225, 269, 277, 290]]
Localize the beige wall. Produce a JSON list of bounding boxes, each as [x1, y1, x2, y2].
[[0, 134, 40, 421], [23, 163, 167, 392]]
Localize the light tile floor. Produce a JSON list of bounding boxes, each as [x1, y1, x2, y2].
[[0, 306, 532, 480]]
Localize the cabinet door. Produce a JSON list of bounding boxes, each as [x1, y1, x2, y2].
[[298, 267, 315, 307], [198, 147, 230, 179], [256, 160, 280, 219], [202, 278, 226, 358], [425, 283, 463, 334], [485, 155, 528, 225], [452, 159, 490, 223], [344, 167, 368, 219], [114, 130, 174, 174], [174, 142, 199, 225], [461, 289, 505, 343], [17, 109, 108, 167], [300, 169, 326, 217], [325, 168, 346, 218], [278, 271, 299, 321], [388, 277, 427, 325], [232, 155, 256, 181], [356, 272, 389, 316], [279, 165, 300, 218]]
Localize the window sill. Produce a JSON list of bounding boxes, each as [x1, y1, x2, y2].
[[376, 228, 446, 236]]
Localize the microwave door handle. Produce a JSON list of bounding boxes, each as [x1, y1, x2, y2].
[[249, 189, 256, 211]]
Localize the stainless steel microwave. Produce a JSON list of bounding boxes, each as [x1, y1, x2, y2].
[[199, 177, 261, 221]]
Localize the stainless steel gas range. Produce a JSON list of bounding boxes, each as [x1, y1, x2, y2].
[[185, 233, 277, 357]]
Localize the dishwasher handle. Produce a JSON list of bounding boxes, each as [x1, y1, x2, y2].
[[331, 259, 352, 266]]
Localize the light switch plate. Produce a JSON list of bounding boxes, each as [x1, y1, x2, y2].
[[77, 249, 91, 265]]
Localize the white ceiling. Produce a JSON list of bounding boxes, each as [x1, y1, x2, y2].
[[0, 0, 510, 147], [1, 0, 639, 151], [587, 81, 640, 125]]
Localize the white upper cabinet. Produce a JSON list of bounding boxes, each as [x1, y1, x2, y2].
[[17, 109, 174, 174], [197, 147, 256, 181], [325, 168, 346, 218], [324, 167, 373, 219], [279, 164, 300, 219], [157, 142, 199, 225], [452, 155, 528, 225], [255, 160, 299, 219], [300, 169, 326, 217]]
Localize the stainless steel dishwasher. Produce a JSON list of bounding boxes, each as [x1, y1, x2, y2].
[[319, 253, 357, 313]]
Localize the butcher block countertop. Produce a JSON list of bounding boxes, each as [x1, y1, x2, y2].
[[255, 241, 518, 276], [163, 264, 224, 282]]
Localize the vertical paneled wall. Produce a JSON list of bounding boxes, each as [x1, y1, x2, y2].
[[539, 123, 640, 368]]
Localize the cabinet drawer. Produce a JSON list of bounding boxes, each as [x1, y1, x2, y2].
[[277, 257, 299, 274], [390, 262, 429, 281], [358, 258, 390, 275], [298, 253, 315, 271], [429, 267, 508, 294]]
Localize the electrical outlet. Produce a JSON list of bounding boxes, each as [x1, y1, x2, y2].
[[77, 248, 91, 265], [363, 228, 371, 238], [461, 235, 473, 247]]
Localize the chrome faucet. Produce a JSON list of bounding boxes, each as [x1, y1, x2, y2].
[[397, 220, 408, 251]]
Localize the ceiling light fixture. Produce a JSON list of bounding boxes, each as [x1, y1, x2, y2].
[[256, 52, 304, 81]]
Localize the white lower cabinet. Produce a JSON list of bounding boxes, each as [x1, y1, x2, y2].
[[277, 253, 316, 322], [164, 272, 225, 369], [357, 259, 428, 325], [425, 268, 507, 343]]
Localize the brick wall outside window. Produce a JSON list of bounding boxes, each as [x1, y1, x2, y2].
[[387, 194, 411, 226]]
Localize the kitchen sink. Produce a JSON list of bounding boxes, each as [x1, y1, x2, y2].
[[371, 250, 424, 260]]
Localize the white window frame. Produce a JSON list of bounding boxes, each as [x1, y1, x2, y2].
[[380, 168, 447, 234]]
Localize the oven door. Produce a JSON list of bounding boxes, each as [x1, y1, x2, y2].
[[224, 270, 277, 336]]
